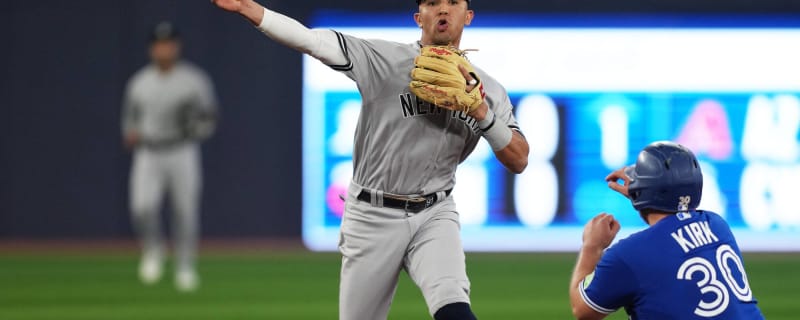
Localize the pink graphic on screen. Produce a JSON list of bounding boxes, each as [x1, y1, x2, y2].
[[676, 99, 734, 160]]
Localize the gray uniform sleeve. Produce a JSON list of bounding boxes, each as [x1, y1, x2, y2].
[[196, 71, 218, 112], [184, 69, 218, 141], [327, 32, 401, 100], [482, 73, 523, 137], [121, 77, 139, 136]]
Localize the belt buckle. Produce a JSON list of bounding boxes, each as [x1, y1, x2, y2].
[[404, 195, 434, 213]]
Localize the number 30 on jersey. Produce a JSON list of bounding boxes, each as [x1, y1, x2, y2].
[[676, 244, 753, 317]]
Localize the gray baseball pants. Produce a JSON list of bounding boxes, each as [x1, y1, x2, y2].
[[130, 143, 200, 272], [338, 182, 471, 320]]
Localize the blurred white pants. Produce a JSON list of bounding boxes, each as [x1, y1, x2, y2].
[[130, 143, 201, 272]]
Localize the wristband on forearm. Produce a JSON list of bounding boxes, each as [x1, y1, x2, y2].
[[478, 109, 513, 151]]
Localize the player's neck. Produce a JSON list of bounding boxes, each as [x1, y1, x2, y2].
[[645, 213, 671, 226], [157, 65, 175, 73], [419, 38, 461, 48], [155, 61, 177, 73]]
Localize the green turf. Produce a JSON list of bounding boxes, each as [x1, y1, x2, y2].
[[0, 251, 796, 319]]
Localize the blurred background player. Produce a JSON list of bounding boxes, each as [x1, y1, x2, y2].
[[121, 21, 218, 292], [569, 141, 764, 319]]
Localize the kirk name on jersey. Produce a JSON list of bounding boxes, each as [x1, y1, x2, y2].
[[671, 220, 720, 253]]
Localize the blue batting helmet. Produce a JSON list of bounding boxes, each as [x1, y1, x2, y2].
[[625, 141, 703, 213]]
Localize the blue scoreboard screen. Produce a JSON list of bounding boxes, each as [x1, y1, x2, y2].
[[302, 14, 800, 251]]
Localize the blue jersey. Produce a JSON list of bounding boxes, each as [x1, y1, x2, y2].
[[580, 210, 764, 319]]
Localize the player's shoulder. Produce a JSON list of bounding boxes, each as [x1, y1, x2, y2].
[[607, 223, 665, 258], [133, 64, 155, 78], [471, 64, 507, 95], [175, 61, 210, 78], [479, 71, 505, 92], [695, 209, 724, 221], [127, 65, 156, 88], [174, 61, 214, 88], [370, 38, 418, 55], [336, 31, 413, 49], [695, 210, 736, 238], [361, 37, 410, 48], [610, 230, 650, 253], [601, 230, 667, 274], [472, 65, 495, 83]]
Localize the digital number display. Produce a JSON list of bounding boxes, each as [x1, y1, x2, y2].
[[302, 14, 800, 251]]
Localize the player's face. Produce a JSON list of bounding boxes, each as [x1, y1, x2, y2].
[[149, 39, 181, 70], [415, 0, 474, 47]]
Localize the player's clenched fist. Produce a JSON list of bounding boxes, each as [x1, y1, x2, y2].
[[582, 213, 621, 250], [409, 45, 485, 114]]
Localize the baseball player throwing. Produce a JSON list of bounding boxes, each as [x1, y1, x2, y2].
[[122, 21, 218, 292], [213, 0, 529, 318], [570, 141, 764, 319]]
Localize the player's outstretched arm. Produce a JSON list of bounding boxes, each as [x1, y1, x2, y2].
[[211, 0, 347, 66]]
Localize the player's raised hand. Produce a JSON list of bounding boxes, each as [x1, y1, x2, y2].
[[582, 213, 621, 250], [211, 0, 265, 25], [605, 167, 632, 198], [211, 0, 244, 12], [458, 64, 488, 118], [458, 64, 478, 92], [211, 0, 245, 13]]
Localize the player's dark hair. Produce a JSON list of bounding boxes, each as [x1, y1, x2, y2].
[[640, 208, 659, 216], [416, 0, 471, 6], [149, 21, 180, 43]]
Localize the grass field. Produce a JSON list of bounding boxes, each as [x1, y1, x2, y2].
[[0, 247, 797, 319]]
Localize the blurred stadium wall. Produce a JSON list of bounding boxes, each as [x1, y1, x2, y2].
[[0, 0, 798, 239]]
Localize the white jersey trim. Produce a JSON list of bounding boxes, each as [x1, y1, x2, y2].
[[578, 281, 616, 314], [328, 31, 353, 71]]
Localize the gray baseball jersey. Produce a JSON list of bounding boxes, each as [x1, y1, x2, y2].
[[331, 32, 520, 196], [330, 31, 522, 320], [123, 61, 217, 147]]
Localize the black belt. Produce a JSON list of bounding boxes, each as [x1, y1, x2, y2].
[[139, 138, 190, 151], [357, 189, 452, 213]]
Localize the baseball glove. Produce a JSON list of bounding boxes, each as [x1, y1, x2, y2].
[[409, 46, 484, 113]]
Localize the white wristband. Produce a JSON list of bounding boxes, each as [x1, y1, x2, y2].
[[478, 109, 513, 151]]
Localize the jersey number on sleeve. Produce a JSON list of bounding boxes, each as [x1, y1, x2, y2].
[[676, 244, 754, 317]]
